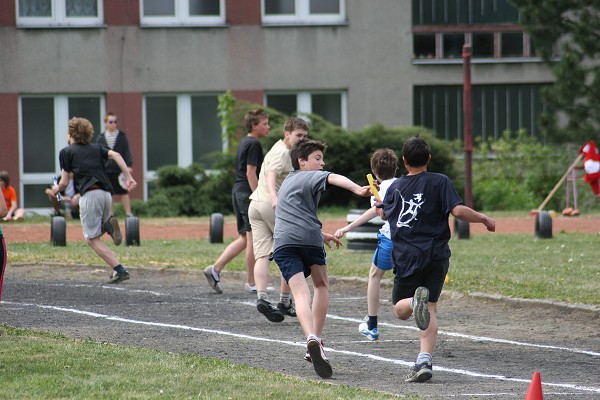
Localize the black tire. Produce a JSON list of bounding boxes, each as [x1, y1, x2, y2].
[[346, 209, 382, 251], [209, 213, 224, 244], [535, 211, 553, 239], [125, 216, 140, 246], [50, 216, 67, 247], [454, 218, 470, 240]]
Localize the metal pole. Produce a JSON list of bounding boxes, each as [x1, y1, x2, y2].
[[462, 43, 473, 208]]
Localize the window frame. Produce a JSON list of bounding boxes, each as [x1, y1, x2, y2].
[[140, 0, 226, 27], [264, 90, 348, 128], [261, 0, 346, 26], [16, 0, 104, 28]]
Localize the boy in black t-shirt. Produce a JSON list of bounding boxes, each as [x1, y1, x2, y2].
[[376, 136, 495, 383], [51, 117, 136, 283]]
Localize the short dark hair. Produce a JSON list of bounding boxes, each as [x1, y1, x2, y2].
[[370, 148, 398, 180], [290, 139, 327, 170], [244, 109, 268, 133], [0, 170, 10, 186], [284, 117, 309, 134], [402, 136, 430, 167]]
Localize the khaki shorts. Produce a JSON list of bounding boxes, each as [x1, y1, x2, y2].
[[248, 200, 275, 259], [79, 189, 112, 240]]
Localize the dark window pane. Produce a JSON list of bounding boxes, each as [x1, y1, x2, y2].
[[146, 97, 178, 170], [23, 184, 50, 208], [66, 0, 97, 17], [443, 33, 464, 59], [312, 94, 341, 126], [143, 0, 175, 16], [189, 0, 220, 16], [68, 97, 101, 143], [19, 0, 51, 17], [264, 0, 295, 15], [501, 32, 523, 57], [192, 96, 221, 168], [414, 34, 436, 59], [266, 94, 297, 116], [22, 97, 55, 173], [530, 35, 554, 58], [310, 0, 338, 14], [472, 32, 494, 58]]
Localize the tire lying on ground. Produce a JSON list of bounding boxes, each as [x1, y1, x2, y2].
[[51, 215, 67, 247], [534, 210, 552, 239], [453, 218, 470, 240], [209, 213, 224, 244], [125, 215, 140, 246], [345, 209, 383, 251]]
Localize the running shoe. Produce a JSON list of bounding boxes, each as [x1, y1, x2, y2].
[[244, 283, 257, 293], [256, 298, 284, 322], [413, 286, 430, 330], [277, 300, 297, 317], [108, 270, 130, 284], [307, 338, 333, 378], [358, 322, 379, 341], [203, 265, 222, 294], [405, 361, 433, 382], [104, 216, 122, 246]]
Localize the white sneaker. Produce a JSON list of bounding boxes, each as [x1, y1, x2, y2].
[[203, 265, 222, 294], [244, 283, 257, 293]]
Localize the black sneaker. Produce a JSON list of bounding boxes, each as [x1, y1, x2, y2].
[[413, 286, 430, 330], [104, 217, 122, 246], [307, 338, 333, 378], [277, 300, 297, 317], [109, 271, 130, 284], [256, 298, 284, 323], [405, 361, 433, 382]]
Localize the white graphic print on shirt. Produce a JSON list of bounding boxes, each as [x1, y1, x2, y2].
[[396, 192, 424, 228]]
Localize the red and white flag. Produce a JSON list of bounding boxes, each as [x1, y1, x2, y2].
[[579, 140, 600, 196]]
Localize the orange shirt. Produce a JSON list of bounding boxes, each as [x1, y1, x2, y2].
[[2, 186, 17, 209]]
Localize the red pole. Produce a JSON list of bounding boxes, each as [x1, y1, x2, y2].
[[462, 43, 473, 208]]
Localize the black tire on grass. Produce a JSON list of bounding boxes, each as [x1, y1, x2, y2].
[[535, 211, 553, 239], [51, 215, 67, 247], [125, 215, 140, 246], [209, 213, 224, 244], [454, 218, 470, 240]]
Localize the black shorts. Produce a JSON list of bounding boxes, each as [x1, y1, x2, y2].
[[232, 190, 251, 234], [391, 258, 449, 304], [107, 172, 128, 195]]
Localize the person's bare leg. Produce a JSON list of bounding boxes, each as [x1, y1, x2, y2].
[[87, 237, 119, 267], [254, 256, 270, 293], [419, 303, 438, 354], [309, 265, 329, 337], [367, 265, 385, 316], [288, 272, 315, 337], [244, 231, 255, 286], [213, 234, 247, 273]]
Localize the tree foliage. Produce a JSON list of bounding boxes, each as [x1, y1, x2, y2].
[[512, 0, 600, 143]]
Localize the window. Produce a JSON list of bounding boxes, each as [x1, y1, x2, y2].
[[141, 0, 225, 26], [413, 84, 548, 142], [17, 0, 103, 27], [414, 34, 436, 59], [262, 0, 345, 25], [472, 33, 494, 58], [501, 32, 524, 57], [412, 0, 519, 26], [265, 91, 347, 128], [443, 33, 464, 59], [145, 94, 223, 176], [19, 95, 103, 210]]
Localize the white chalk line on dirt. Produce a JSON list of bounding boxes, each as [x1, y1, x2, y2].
[[4, 300, 600, 395]]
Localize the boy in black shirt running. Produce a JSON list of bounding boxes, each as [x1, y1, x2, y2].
[[51, 117, 136, 283]]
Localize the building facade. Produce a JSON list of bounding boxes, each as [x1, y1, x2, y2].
[[0, 0, 554, 212]]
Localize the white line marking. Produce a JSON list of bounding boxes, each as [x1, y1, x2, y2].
[[4, 300, 600, 394]]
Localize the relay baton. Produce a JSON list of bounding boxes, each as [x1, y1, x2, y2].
[[366, 174, 381, 201], [52, 176, 61, 201]]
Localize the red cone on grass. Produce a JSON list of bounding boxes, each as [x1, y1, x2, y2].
[[524, 371, 543, 400]]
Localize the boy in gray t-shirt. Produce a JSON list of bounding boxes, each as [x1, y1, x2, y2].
[[273, 140, 371, 379]]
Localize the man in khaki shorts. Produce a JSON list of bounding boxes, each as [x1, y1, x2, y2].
[[249, 117, 309, 322]]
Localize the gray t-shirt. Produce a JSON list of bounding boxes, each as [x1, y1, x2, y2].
[[273, 170, 331, 252]]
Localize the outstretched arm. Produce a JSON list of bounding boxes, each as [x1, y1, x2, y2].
[[327, 173, 372, 197], [108, 150, 137, 191], [451, 205, 496, 232], [335, 206, 378, 238]]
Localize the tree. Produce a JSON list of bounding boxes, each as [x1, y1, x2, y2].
[[512, 0, 600, 143]]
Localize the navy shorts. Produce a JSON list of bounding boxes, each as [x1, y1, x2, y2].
[[273, 246, 327, 283], [391, 258, 449, 304]]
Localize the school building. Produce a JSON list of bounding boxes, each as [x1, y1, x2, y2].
[[0, 0, 555, 212]]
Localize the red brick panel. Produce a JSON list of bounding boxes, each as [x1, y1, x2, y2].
[[104, 0, 140, 26], [0, 93, 20, 189], [0, 1, 16, 26], [226, 0, 260, 25], [232, 90, 264, 106]]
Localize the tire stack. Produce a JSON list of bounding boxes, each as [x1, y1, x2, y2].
[[345, 209, 384, 251]]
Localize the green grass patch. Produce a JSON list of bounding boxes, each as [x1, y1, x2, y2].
[[0, 325, 413, 400]]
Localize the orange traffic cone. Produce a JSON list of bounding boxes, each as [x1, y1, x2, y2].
[[524, 371, 544, 400]]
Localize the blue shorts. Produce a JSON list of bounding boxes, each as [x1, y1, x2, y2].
[[372, 233, 393, 271], [273, 246, 327, 283]]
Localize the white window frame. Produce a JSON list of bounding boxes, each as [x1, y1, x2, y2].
[[16, 0, 103, 28], [261, 0, 346, 25], [140, 0, 225, 27], [264, 90, 348, 128], [18, 94, 105, 214]]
